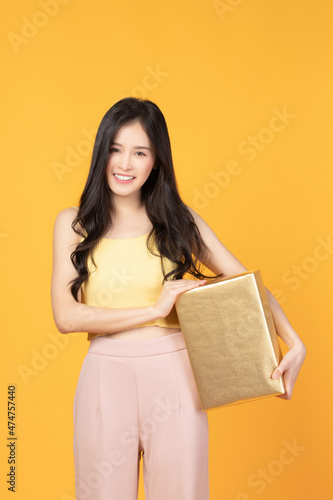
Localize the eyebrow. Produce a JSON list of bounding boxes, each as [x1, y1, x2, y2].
[[111, 141, 151, 151]]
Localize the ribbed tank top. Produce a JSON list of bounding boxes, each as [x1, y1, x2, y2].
[[71, 207, 181, 340]]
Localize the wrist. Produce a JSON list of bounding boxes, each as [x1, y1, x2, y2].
[[148, 304, 163, 321], [290, 339, 306, 352]]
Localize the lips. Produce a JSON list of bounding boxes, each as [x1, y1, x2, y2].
[[113, 173, 136, 184], [113, 173, 135, 179]]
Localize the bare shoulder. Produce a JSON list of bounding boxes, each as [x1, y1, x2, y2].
[[185, 204, 249, 277], [185, 205, 218, 241], [53, 206, 82, 247], [186, 205, 205, 225]]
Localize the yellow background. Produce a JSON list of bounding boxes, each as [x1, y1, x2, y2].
[[1, 0, 332, 498]]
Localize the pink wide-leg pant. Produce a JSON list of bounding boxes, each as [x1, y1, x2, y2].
[[73, 331, 209, 500]]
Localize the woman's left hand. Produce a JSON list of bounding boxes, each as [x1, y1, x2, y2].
[[271, 342, 307, 400]]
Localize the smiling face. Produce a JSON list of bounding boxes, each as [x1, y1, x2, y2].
[[105, 120, 156, 205]]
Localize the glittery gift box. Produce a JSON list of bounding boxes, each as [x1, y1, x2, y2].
[[175, 270, 286, 411]]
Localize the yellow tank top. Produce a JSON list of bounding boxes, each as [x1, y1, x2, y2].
[[71, 207, 181, 340]]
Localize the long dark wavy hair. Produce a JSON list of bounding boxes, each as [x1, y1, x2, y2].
[[69, 97, 224, 301]]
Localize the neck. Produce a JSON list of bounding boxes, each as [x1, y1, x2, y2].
[[112, 193, 145, 218]]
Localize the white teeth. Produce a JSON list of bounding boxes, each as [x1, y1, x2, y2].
[[114, 174, 134, 180]]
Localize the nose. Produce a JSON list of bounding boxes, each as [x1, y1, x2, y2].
[[118, 154, 133, 173]]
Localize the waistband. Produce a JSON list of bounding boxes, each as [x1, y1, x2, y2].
[[87, 330, 187, 357]]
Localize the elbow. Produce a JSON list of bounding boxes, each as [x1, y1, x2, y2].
[[51, 298, 83, 334], [55, 316, 69, 335], [55, 310, 74, 335], [58, 323, 69, 335]]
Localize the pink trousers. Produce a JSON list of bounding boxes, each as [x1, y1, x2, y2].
[[73, 330, 209, 500]]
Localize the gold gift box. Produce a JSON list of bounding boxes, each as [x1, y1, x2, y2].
[[175, 269, 286, 411]]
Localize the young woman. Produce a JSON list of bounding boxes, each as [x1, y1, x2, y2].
[[51, 97, 306, 500]]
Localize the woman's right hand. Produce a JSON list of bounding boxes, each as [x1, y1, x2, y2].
[[153, 279, 207, 319]]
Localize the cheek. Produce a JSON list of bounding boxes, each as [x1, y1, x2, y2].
[[105, 156, 119, 177], [143, 158, 155, 173], [144, 164, 154, 176]]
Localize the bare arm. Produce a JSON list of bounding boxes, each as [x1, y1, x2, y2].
[[50, 207, 161, 335], [187, 206, 307, 399], [186, 206, 306, 351]]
